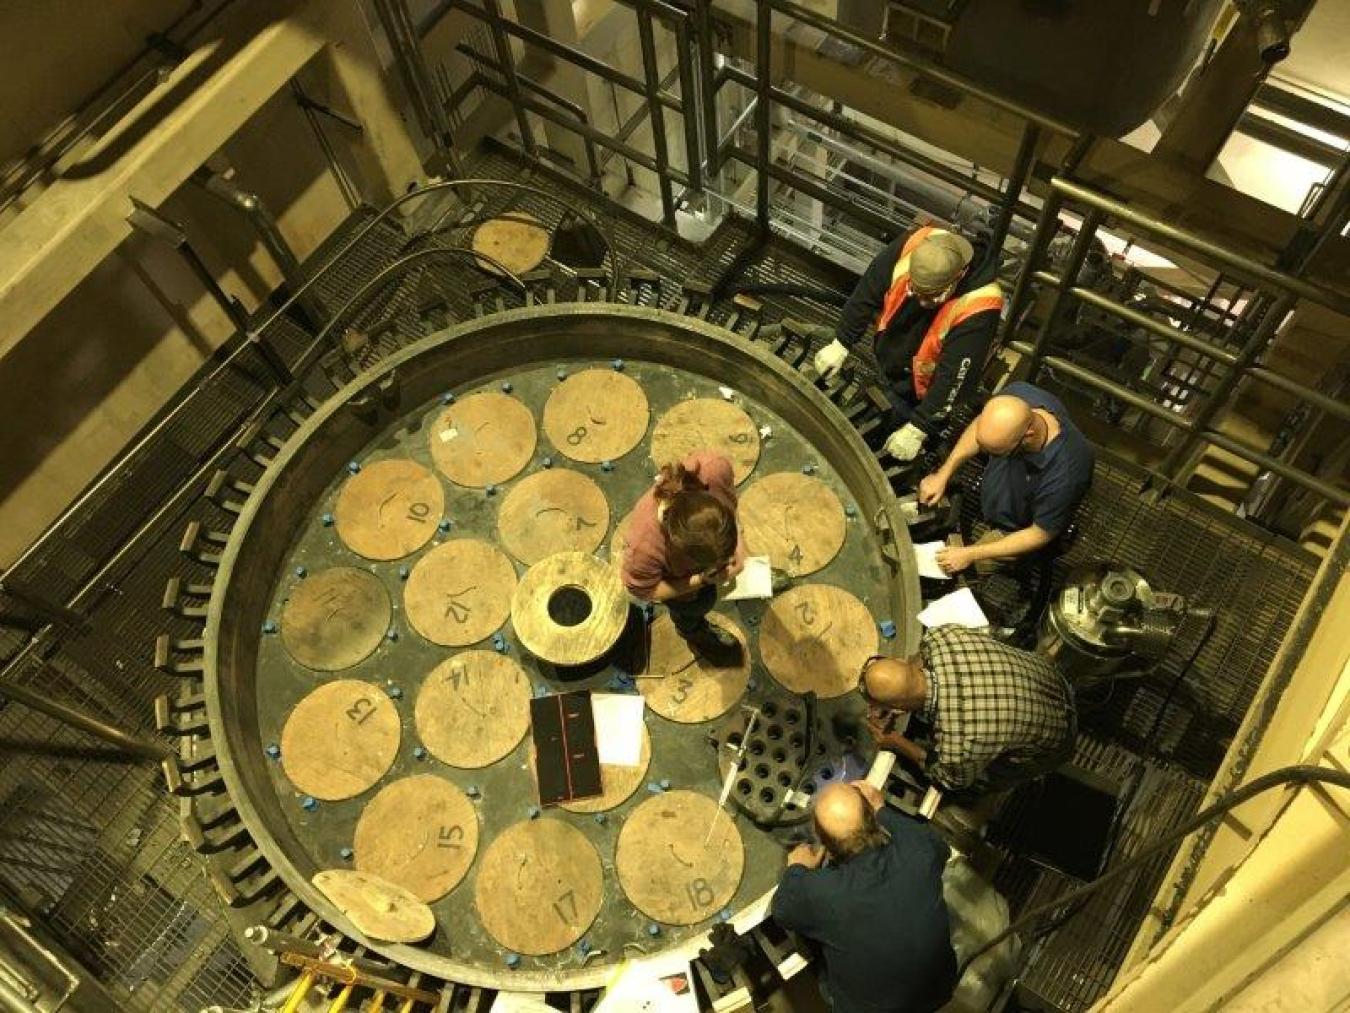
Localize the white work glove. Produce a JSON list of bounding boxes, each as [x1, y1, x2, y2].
[[883, 423, 927, 462], [813, 339, 849, 380]]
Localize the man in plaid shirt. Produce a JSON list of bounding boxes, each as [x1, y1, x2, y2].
[[862, 625, 1076, 792]]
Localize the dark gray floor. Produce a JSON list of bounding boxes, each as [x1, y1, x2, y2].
[[0, 145, 1317, 1012]]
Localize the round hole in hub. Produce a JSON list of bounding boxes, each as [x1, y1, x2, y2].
[[784, 709, 800, 725], [759, 787, 776, 804], [789, 732, 804, 749], [803, 781, 816, 795], [737, 778, 752, 796], [776, 771, 792, 787], [754, 763, 770, 779], [761, 701, 778, 718], [772, 748, 787, 764], [547, 585, 593, 627], [820, 766, 834, 780], [766, 724, 783, 741], [750, 741, 766, 756]]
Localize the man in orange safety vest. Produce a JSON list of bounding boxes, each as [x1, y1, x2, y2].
[[814, 227, 1003, 461]]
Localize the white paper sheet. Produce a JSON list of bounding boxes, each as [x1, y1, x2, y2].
[[491, 993, 554, 1013], [917, 587, 989, 629], [724, 555, 774, 601], [591, 693, 646, 766], [913, 541, 952, 580], [595, 953, 700, 1013]]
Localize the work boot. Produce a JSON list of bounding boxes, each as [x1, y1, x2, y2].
[[681, 621, 743, 666]]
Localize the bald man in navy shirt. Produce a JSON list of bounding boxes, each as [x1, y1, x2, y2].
[[916, 382, 1094, 575]]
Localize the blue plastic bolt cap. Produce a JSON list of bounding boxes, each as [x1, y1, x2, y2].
[[321, 512, 334, 526], [505, 952, 521, 969], [527, 806, 540, 819], [494, 639, 509, 655], [348, 461, 361, 474], [466, 784, 481, 798], [438, 518, 452, 532], [879, 620, 897, 640], [385, 628, 398, 642], [542, 456, 553, 468], [301, 796, 318, 812], [601, 460, 614, 472], [801, 463, 816, 475], [262, 619, 278, 634], [441, 392, 455, 404], [611, 358, 624, 371], [577, 939, 592, 955], [501, 381, 513, 393], [265, 743, 281, 760], [593, 813, 607, 825], [659, 778, 671, 790], [398, 565, 410, 580], [747, 678, 758, 691], [718, 908, 731, 922], [413, 746, 427, 760], [556, 367, 567, 380], [294, 566, 307, 578], [647, 923, 661, 937], [845, 503, 858, 517], [388, 685, 404, 699], [485, 484, 497, 496], [746, 615, 759, 627], [339, 846, 354, 860], [646, 782, 661, 794]]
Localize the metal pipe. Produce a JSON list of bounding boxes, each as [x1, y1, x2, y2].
[[770, 0, 1081, 138], [673, 16, 704, 193], [754, 0, 773, 233], [1205, 428, 1350, 506], [1245, 367, 1350, 423], [726, 148, 910, 236], [1051, 177, 1350, 314], [1025, 209, 1104, 374], [996, 191, 1063, 349], [479, 0, 538, 158], [693, 0, 721, 178], [1008, 342, 1194, 427], [637, 7, 678, 225], [1065, 282, 1240, 366], [371, 0, 462, 177], [191, 169, 306, 284], [988, 123, 1041, 257], [1158, 292, 1298, 479], [0, 674, 168, 760]]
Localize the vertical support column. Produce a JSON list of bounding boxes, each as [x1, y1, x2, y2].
[[480, 0, 539, 159], [369, 0, 463, 178], [514, 0, 595, 177], [996, 190, 1063, 350], [754, 0, 773, 235], [693, 0, 721, 179], [986, 122, 1040, 263], [1024, 208, 1103, 375], [673, 16, 704, 195], [637, 6, 677, 227], [308, 0, 426, 204]]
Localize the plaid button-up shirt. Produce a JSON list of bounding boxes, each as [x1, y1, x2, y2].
[[918, 625, 1075, 791]]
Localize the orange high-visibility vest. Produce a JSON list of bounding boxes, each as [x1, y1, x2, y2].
[[876, 227, 1004, 398]]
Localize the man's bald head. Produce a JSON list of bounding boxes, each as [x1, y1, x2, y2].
[[862, 656, 925, 710], [813, 783, 888, 862], [976, 394, 1034, 456]]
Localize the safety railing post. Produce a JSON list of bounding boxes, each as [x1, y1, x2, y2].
[[636, 6, 678, 226], [481, 0, 538, 159], [754, 0, 773, 234]]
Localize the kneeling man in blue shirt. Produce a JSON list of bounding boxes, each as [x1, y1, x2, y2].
[[771, 781, 957, 1013], [916, 381, 1095, 575]]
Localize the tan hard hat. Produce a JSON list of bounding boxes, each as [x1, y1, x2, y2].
[[910, 232, 974, 294]]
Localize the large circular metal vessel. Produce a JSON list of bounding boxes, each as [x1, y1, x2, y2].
[[190, 303, 918, 994]]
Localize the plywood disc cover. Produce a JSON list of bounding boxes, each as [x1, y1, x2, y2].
[[353, 775, 479, 902], [472, 214, 550, 276], [616, 790, 743, 925], [415, 651, 532, 768], [474, 819, 603, 955], [280, 567, 390, 671], [281, 680, 401, 800], [543, 369, 650, 464], [405, 540, 517, 646], [740, 472, 847, 577], [429, 392, 536, 488], [335, 459, 444, 561], [637, 613, 750, 723], [759, 584, 878, 699], [510, 552, 628, 666], [650, 399, 760, 484], [497, 469, 610, 564], [313, 869, 435, 943]]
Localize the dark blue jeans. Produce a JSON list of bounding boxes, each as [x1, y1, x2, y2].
[[665, 584, 717, 635]]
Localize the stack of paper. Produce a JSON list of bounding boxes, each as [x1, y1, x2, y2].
[[917, 588, 989, 629], [591, 693, 646, 766], [913, 541, 952, 580], [724, 555, 774, 601]]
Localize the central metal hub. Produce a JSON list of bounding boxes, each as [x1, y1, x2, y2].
[[547, 585, 593, 627]]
